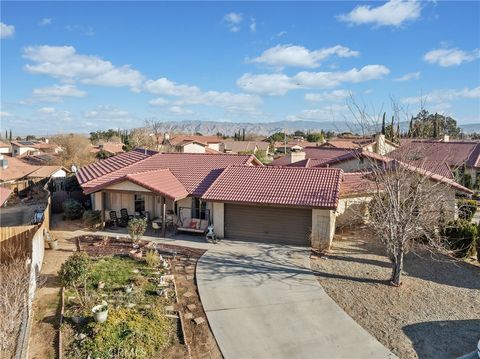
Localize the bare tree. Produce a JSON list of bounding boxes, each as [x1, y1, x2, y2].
[[0, 257, 30, 358], [347, 97, 464, 286], [52, 134, 95, 168], [129, 128, 156, 150], [145, 119, 163, 151]]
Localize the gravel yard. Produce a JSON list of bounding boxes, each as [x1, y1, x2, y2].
[[311, 227, 480, 359]]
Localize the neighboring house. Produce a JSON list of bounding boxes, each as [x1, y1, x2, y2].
[[0, 155, 68, 193], [0, 140, 11, 154], [389, 140, 480, 188], [273, 140, 320, 153], [91, 142, 125, 156], [270, 147, 353, 167], [19, 153, 59, 166], [222, 141, 270, 155], [321, 134, 398, 155], [168, 135, 223, 153], [11, 139, 62, 157]]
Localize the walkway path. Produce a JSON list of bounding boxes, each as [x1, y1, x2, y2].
[[196, 241, 396, 359]]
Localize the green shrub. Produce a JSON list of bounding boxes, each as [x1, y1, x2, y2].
[[457, 199, 477, 221], [72, 306, 172, 359], [59, 252, 91, 306], [63, 199, 84, 220], [127, 217, 147, 243], [144, 250, 160, 268], [82, 210, 102, 227], [445, 219, 478, 258]]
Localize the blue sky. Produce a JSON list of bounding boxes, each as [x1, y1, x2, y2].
[[1, 1, 479, 135]]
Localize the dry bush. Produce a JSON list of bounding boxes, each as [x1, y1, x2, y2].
[[0, 257, 31, 359], [52, 134, 95, 168]]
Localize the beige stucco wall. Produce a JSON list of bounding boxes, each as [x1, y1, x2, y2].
[[311, 209, 336, 251], [105, 181, 150, 192], [183, 143, 206, 153], [208, 143, 221, 151], [336, 196, 371, 228], [211, 202, 224, 238]]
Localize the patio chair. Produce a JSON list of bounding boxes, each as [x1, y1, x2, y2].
[[120, 208, 133, 223], [109, 211, 127, 227]]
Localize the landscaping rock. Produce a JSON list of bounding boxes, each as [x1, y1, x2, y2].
[[165, 314, 179, 319], [165, 305, 175, 312], [184, 312, 193, 320], [187, 304, 196, 312], [194, 317, 205, 325], [183, 291, 193, 298]]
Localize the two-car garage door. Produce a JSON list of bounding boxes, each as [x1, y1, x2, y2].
[[224, 204, 311, 246]]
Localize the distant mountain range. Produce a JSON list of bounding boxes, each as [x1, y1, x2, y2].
[[152, 120, 480, 136]]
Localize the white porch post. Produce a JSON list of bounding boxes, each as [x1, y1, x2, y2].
[[161, 196, 166, 237]]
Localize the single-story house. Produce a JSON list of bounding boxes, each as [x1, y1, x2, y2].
[[168, 135, 223, 153], [222, 141, 270, 155], [389, 139, 480, 188], [321, 134, 398, 155], [273, 140, 320, 153], [10, 139, 62, 157], [91, 142, 125, 156], [270, 147, 353, 167], [76, 149, 472, 251]]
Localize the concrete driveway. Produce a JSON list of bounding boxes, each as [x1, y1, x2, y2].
[[196, 241, 395, 359]]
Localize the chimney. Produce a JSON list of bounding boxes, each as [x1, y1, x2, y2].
[[442, 134, 449, 142], [374, 133, 386, 155], [289, 150, 306, 164], [0, 155, 8, 170]]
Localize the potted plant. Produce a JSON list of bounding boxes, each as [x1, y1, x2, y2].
[[92, 301, 109, 323]]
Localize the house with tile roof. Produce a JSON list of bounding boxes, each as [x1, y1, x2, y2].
[[388, 140, 480, 189], [0, 140, 11, 155], [222, 141, 270, 155], [76, 148, 471, 251], [166, 135, 223, 153], [320, 134, 398, 155], [10, 139, 62, 157]]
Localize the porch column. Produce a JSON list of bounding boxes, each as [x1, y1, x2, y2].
[[100, 191, 105, 228], [311, 209, 336, 251], [161, 196, 166, 238]]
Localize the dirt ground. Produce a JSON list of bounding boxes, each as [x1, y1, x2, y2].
[[28, 221, 80, 358], [311, 227, 480, 359]]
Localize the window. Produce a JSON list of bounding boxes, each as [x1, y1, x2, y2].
[[192, 197, 207, 219], [134, 194, 145, 212]]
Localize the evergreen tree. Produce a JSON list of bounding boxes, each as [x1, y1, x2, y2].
[[9, 129, 12, 141], [408, 117, 414, 138], [4, 130, 7, 140], [381, 113, 386, 135]]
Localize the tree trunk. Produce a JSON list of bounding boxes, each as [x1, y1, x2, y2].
[[390, 250, 404, 286]]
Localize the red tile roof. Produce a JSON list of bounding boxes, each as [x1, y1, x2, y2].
[[389, 140, 480, 169], [270, 147, 353, 167], [79, 152, 260, 197], [340, 172, 377, 197], [202, 165, 343, 209], [90, 142, 125, 155], [0, 140, 10, 148], [88, 169, 189, 200], [0, 187, 13, 206], [77, 149, 155, 185], [322, 138, 375, 149], [169, 135, 221, 146]]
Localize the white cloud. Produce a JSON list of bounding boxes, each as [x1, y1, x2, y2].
[[250, 44, 359, 68], [144, 77, 200, 97], [38, 107, 56, 114], [423, 48, 480, 67], [39, 18, 52, 26], [288, 104, 349, 121], [1, 22, 15, 38], [84, 105, 131, 119], [337, 0, 422, 27], [169, 106, 193, 115], [0, 111, 12, 117], [149, 97, 170, 106], [250, 18, 256, 32], [175, 91, 261, 109], [394, 71, 420, 81], [402, 86, 480, 105], [33, 84, 87, 100], [224, 12, 243, 32], [23, 45, 144, 89], [237, 73, 298, 96], [238, 65, 389, 96], [305, 90, 351, 102]]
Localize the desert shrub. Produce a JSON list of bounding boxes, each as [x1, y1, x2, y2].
[[59, 252, 91, 306], [457, 199, 477, 221], [127, 218, 147, 243], [82, 210, 102, 227], [63, 199, 84, 220], [72, 306, 172, 359], [445, 219, 478, 258], [145, 250, 160, 268]]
